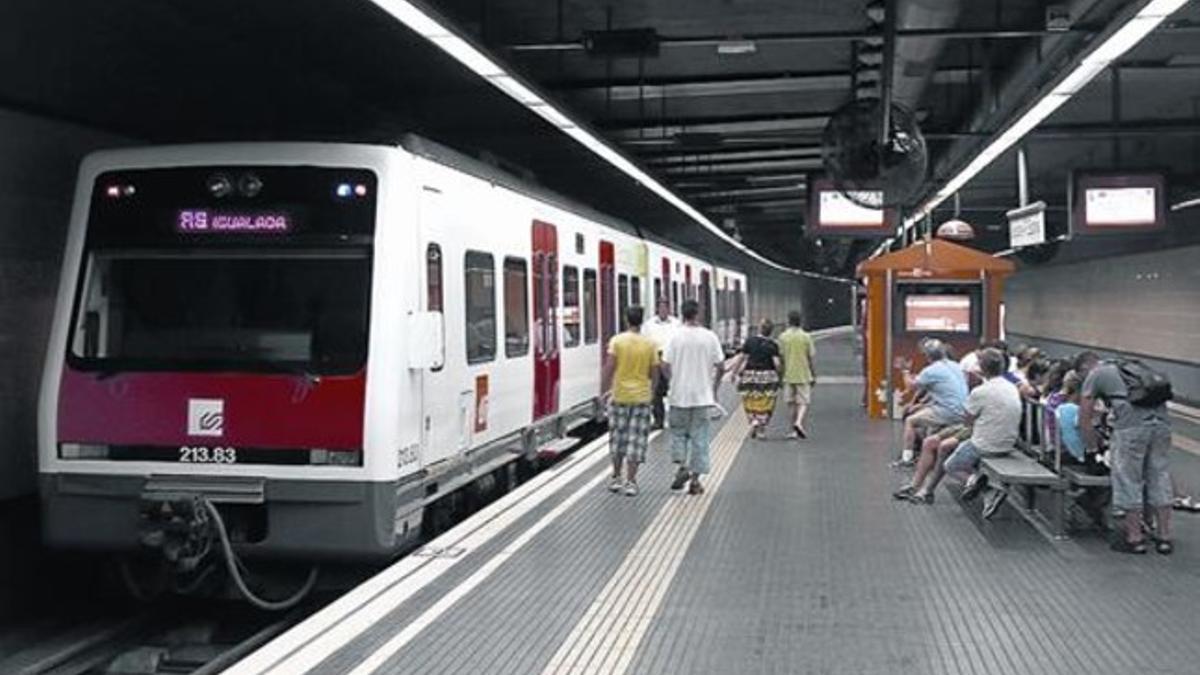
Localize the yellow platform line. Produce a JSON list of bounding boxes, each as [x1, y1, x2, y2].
[[540, 409, 751, 675]]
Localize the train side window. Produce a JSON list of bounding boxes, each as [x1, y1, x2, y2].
[[464, 250, 496, 364], [672, 281, 679, 313], [583, 269, 598, 344], [503, 257, 529, 358], [426, 244, 443, 312], [653, 278, 662, 305], [630, 277, 642, 307], [563, 265, 581, 348]]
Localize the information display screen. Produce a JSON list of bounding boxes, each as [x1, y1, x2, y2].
[[819, 190, 885, 227], [1084, 187, 1157, 226], [904, 295, 972, 333], [1071, 172, 1166, 235], [806, 177, 897, 236]]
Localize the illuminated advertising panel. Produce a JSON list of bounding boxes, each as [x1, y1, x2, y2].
[[1070, 171, 1166, 235]]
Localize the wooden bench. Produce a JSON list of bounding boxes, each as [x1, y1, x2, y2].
[[979, 453, 1069, 539]]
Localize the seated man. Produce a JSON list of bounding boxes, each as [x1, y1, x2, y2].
[[940, 348, 1023, 518], [895, 339, 968, 466]]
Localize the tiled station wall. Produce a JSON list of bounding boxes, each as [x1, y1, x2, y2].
[[747, 270, 852, 332], [0, 108, 128, 499], [1005, 243, 1200, 403]]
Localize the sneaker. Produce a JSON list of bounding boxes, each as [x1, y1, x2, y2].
[[960, 473, 989, 502], [982, 488, 1008, 519], [670, 467, 690, 492], [889, 459, 915, 470], [688, 477, 705, 495], [1110, 538, 1148, 555], [623, 481, 639, 497], [892, 486, 915, 501], [908, 491, 935, 505], [607, 475, 623, 493]]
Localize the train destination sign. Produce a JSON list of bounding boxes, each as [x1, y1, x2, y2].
[[176, 209, 292, 234]]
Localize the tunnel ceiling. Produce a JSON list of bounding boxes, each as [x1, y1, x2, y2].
[[2, 1, 1199, 275]]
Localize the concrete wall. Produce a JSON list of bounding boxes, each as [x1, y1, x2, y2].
[[0, 108, 128, 500], [1005, 243, 1200, 403]]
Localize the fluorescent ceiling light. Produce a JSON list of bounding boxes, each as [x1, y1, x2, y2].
[[716, 40, 758, 55], [366, 0, 840, 280], [874, 0, 1187, 261]]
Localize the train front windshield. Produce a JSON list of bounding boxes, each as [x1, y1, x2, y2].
[[68, 166, 377, 375]]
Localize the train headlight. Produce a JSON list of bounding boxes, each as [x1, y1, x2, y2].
[[309, 449, 362, 466], [207, 173, 233, 198], [59, 443, 110, 460], [238, 172, 263, 197]]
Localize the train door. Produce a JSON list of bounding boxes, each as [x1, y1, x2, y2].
[[661, 257, 670, 304], [599, 240, 616, 369], [699, 269, 712, 328], [418, 188, 464, 467], [734, 278, 744, 343], [532, 221, 560, 420]]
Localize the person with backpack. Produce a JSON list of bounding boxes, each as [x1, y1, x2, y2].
[[1075, 351, 1175, 555]]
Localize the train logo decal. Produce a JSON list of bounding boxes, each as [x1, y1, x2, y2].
[[187, 399, 225, 437]]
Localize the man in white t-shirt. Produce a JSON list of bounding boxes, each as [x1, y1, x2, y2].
[[941, 347, 1022, 518], [662, 299, 725, 496], [643, 298, 680, 429]]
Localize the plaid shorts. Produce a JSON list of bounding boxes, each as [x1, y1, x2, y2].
[[610, 403, 653, 463]]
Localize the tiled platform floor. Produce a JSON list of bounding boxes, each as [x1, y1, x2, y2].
[[237, 331, 1200, 675]]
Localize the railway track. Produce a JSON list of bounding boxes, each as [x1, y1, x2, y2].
[[0, 602, 305, 675]]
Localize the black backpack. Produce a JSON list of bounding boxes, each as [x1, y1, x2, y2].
[[1113, 359, 1173, 408]]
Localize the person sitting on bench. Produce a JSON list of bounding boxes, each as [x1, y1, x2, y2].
[[941, 348, 1023, 519], [895, 339, 967, 466]]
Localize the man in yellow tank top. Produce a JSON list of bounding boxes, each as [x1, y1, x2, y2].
[[602, 305, 660, 496]]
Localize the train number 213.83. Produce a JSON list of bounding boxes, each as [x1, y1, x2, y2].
[[179, 446, 238, 464]]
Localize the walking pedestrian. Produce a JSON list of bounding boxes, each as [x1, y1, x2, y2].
[[662, 299, 725, 495], [643, 297, 679, 430], [778, 310, 817, 438], [730, 318, 782, 438], [601, 306, 660, 497]]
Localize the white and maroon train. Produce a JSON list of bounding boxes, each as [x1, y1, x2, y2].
[[38, 137, 750, 563]]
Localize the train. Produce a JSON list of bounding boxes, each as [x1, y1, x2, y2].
[[37, 136, 750, 587]]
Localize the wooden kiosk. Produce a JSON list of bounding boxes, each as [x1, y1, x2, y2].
[[857, 239, 1015, 419]]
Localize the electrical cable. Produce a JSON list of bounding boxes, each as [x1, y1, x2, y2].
[[202, 500, 318, 611]]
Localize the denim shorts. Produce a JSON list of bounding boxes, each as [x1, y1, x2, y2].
[[668, 406, 712, 474], [943, 440, 981, 476], [1110, 420, 1173, 511]]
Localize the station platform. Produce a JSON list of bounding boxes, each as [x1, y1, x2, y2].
[[229, 332, 1200, 675]]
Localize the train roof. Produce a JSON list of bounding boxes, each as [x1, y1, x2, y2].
[[399, 134, 744, 275]]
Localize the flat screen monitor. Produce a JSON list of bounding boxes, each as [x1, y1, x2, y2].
[[904, 295, 972, 333], [1071, 171, 1167, 235], [806, 177, 898, 237]]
